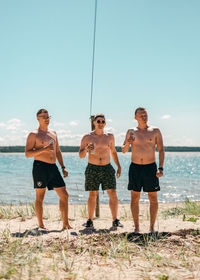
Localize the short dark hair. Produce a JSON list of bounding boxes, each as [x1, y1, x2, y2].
[[135, 107, 146, 116], [94, 113, 105, 121], [36, 109, 48, 116]]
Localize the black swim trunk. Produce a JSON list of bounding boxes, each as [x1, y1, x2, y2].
[[85, 163, 116, 191], [128, 162, 160, 192], [32, 160, 65, 191]]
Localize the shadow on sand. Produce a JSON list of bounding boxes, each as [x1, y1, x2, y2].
[[70, 227, 171, 245], [124, 231, 171, 245], [11, 228, 62, 238], [76, 226, 118, 236]]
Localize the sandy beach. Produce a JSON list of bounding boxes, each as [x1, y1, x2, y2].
[[0, 201, 200, 280]]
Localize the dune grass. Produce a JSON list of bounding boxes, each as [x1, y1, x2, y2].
[[0, 226, 199, 279], [0, 202, 199, 279], [162, 198, 200, 221]]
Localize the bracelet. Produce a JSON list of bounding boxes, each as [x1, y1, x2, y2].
[[85, 145, 89, 151], [61, 166, 65, 169], [158, 167, 163, 171]]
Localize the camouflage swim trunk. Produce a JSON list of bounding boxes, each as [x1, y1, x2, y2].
[[85, 163, 116, 191]]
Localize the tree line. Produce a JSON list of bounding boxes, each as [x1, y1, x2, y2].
[[0, 146, 200, 153]]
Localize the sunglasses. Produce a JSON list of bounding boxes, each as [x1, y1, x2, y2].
[[38, 115, 52, 120], [96, 120, 105, 124]]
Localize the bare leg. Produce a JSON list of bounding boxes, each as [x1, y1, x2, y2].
[[35, 188, 46, 228], [130, 190, 141, 233], [88, 191, 98, 221], [106, 189, 118, 221], [54, 187, 72, 229], [148, 192, 158, 232]]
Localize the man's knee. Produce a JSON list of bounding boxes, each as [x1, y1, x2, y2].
[[57, 188, 69, 203], [36, 194, 45, 204], [148, 193, 158, 204], [89, 191, 98, 199], [107, 189, 117, 198], [62, 192, 69, 202], [131, 191, 140, 203], [35, 198, 44, 204]]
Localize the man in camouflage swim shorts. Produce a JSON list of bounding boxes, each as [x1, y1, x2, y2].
[[79, 114, 123, 228]]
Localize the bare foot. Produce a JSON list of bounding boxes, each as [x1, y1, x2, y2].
[[62, 224, 73, 230], [38, 225, 48, 230]]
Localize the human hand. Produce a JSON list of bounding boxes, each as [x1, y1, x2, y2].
[[156, 169, 163, 178], [116, 166, 121, 178], [44, 143, 54, 151], [127, 137, 134, 144], [62, 168, 68, 178], [86, 143, 95, 153]]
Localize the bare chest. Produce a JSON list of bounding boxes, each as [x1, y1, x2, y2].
[[134, 130, 156, 145], [88, 135, 111, 149], [35, 131, 56, 146]]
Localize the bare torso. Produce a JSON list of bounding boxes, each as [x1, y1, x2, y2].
[[129, 126, 158, 164], [32, 129, 57, 164], [83, 132, 113, 165]]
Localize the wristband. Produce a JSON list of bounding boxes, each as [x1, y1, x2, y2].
[[158, 167, 163, 171], [61, 166, 66, 170]]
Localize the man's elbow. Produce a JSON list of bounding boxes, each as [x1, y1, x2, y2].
[[158, 148, 165, 154], [56, 151, 61, 158], [25, 151, 31, 158], [121, 148, 126, 154], [79, 152, 85, 158]]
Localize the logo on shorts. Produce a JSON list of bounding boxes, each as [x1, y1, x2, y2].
[[37, 181, 43, 187]]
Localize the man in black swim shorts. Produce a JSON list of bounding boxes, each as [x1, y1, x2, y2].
[[25, 109, 72, 230], [122, 107, 164, 233], [79, 114, 123, 228]]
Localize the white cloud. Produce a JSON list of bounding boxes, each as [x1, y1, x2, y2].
[[0, 122, 6, 128], [166, 136, 196, 146], [57, 129, 71, 135], [51, 121, 66, 127], [7, 119, 22, 130], [107, 119, 112, 123], [21, 130, 30, 138], [69, 121, 78, 126], [162, 115, 171, 120], [115, 132, 126, 145], [117, 132, 126, 137], [0, 134, 26, 145], [57, 133, 83, 145], [104, 127, 116, 133]]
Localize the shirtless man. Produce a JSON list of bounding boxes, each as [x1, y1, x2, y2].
[[79, 114, 122, 228], [25, 109, 72, 230], [122, 107, 164, 233]]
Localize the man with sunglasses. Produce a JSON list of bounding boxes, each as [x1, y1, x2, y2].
[[79, 114, 122, 228], [122, 107, 164, 233], [25, 109, 72, 230]]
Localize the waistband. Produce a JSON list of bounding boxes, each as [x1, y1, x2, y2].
[[87, 163, 111, 168], [131, 162, 156, 167], [33, 160, 56, 166]]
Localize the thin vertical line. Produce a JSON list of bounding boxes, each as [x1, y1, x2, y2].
[[90, 0, 98, 116]]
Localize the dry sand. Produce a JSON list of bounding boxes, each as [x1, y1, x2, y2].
[[0, 202, 200, 280]]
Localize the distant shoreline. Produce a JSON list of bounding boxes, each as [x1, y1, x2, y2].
[[0, 146, 200, 153]]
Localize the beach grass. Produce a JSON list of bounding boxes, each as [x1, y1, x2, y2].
[[0, 202, 200, 279], [162, 198, 200, 216]]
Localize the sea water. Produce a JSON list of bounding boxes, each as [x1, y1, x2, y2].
[[0, 152, 199, 204]]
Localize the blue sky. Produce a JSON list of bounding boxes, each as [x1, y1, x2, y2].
[[0, 0, 199, 146]]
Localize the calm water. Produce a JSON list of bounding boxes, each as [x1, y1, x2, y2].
[[0, 152, 200, 204]]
